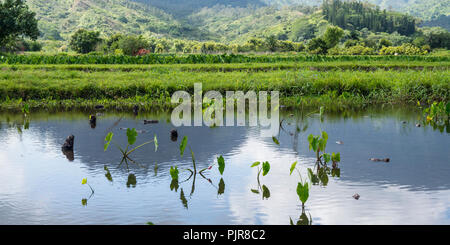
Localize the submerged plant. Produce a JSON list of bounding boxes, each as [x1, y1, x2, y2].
[[104, 128, 157, 169]]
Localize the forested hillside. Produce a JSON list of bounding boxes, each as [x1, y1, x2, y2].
[[26, 0, 210, 40]]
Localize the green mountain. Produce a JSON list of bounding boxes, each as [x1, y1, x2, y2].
[[25, 0, 450, 43], [26, 0, 210, 40]]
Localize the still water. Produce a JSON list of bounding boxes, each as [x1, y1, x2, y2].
[[0, 107, 449, 225]]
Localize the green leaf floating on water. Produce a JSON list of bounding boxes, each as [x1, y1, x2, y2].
[[272, 136, 280, 145], [180, 136, 187, 157], [262, 161, 270, 176], [104, 132, 113, 151], [290, 161, 298, 175], [217, 155, 225, 175], [126, 128, 137, 146], [81, 178, 87, 185]]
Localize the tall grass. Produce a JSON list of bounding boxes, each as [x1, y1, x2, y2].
[[1, 54, 449, 65], [0, 67, 447, 109]]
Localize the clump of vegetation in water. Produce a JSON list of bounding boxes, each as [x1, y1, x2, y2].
[[169, 136, 227, 208], [307, 129, 341, 186], [103, 128, 157, 169], [307, 131, 341, 169], [420, 101, 449, 130]]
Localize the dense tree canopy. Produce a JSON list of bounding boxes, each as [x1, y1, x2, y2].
[[0, 0, 39, 47], [323, 0, 416, 36], [69, 29, 102, 54]]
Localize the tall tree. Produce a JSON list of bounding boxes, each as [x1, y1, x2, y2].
[[0, 0, 39, 47], [69, 29, 102, 54]]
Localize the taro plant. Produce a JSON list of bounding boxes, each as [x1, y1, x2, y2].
[[81, 178, 95, 206], [307, 131, 341, 169], [169, 136, 226, 199], [250, 161, 271, 199], [290, 161, 310, 208], [104, 128, 158, 169], [421, 101, 449, 128]]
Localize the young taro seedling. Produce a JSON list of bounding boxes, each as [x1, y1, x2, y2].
[[104, 128, 158, 170], [81, 178, 95, 206], [290, 161, 309, 208], [169, 136, 226, 198], [250, 161, 271, 199], [307, 131, 341, 168], [421, 101, 449, 128]]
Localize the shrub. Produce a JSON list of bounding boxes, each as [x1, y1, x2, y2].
[[69, 29, 102, 54]]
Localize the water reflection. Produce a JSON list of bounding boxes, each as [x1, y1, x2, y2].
[[0, 107, 449, 225], [290, 209, 312, 226]]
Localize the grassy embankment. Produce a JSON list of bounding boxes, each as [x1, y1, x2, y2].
[[0, 55, 448, 112]]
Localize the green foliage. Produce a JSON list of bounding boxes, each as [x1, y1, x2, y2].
[[322, 26, 344, 49], [272, 136, 280, 145], [307, 131, 328, 153], [217, 155, 225, 175], [180, 136, 187, 157], [69, 29, 102, 54], [117, 35, 149, 56], [323, 0, 416, 36], [0, 0, 39, 47], [296, 182, 309, 207], [104, 132, 113, 151], [170, 166, 179, 180], [262, 161, 270, 176], [104, 128, 155, 168], [307, 37, 328, 54], [422, 101, 450, 127], [126, 128, 137, 145], [0, 60, 448, 111], [290, 161, 298, 176], [379, 43, 427, 55]]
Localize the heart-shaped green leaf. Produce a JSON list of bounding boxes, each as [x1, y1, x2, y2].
[[262, 161, 270, 176], [126, 128, 137, 146], [217, 155, 225, 175], [296, 182, 309, 205]]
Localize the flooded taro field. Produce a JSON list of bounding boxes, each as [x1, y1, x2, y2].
[[0, 106, 449, 225]]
